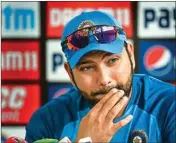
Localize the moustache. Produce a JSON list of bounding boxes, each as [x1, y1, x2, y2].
[[90, 84, 128, 97]]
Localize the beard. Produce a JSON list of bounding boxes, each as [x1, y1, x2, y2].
[[80, 70, 133, 104]]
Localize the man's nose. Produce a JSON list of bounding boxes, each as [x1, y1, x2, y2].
[[97, 68, 112, 88]]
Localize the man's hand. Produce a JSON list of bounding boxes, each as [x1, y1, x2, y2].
[[76, 88, 133, 142]]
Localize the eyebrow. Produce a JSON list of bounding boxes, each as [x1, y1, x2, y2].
[[101, 52, 113, 60], [76, 52, 114, 67], [76, 60, 95, 67]]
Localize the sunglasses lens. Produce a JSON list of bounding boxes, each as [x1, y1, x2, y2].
[[67, 29, 89, 50], [93, 26, 117, 43], [65, 26, 119, 50]]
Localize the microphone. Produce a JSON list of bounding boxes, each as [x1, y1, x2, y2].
[[5, 136, 72, 143], [33, 137, 72, 143], [33, 139, 58, 143], [5, 136, 28, 143]]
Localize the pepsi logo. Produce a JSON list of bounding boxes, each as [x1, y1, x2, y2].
[[144, 45, 173, 77]]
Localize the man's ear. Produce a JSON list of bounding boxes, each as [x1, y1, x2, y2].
[[127, 42, 135, 70], [64, 62, 76, 86]]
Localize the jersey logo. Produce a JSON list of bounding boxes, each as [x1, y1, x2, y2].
[[130, 130, 148, 143]]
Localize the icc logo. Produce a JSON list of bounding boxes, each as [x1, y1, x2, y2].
[[144, 45, 174, 77]]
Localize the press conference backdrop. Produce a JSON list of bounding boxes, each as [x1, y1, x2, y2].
[[1, 1, 176, 142]]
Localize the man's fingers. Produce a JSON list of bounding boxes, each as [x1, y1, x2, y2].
[[105, 96, 128, 122], [89, 88, 118, 115], [113, 115, 133, 131], [98, 90, 124, 118]]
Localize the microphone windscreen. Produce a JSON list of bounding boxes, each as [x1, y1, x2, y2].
[[33, 139, 58, 143], [5, 136, 28, 143]]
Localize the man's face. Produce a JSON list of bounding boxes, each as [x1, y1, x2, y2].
[[66, 44, 135, 103]]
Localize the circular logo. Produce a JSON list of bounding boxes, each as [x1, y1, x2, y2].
[[133, 136, 142, 143], [131, 130, 148, 143], [144, 45, 173, 77]]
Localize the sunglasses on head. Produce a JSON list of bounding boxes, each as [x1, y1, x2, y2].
[[61, 25, 124, 50]]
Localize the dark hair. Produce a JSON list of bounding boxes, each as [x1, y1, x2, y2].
[[124, 41, 134, 75]]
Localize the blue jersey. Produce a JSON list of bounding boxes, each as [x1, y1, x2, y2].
[[25, 74, 176, 143]]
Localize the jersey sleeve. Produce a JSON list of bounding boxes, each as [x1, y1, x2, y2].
[[25, 106, 53, 143], [25, 97, 73, 143], [163, 99, 176, 143]]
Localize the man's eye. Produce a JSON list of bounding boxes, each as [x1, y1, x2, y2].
[[80, 66, 94, 71], [108, 57, 119, 64]]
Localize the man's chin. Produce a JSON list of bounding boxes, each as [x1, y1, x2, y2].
[[92, 94, 105, 103], [95, 94, 104, 99]]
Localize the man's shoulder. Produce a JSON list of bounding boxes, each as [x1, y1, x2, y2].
[[134, 74, 175, 95], [25, 88, 80, 141], [29, 87, 79, 122], [38, 87, 79, 114], [133, 74, 175, 110], [26, 87, 80, 130], [133, 74, 175, 106], [133, 74, 175, 122]]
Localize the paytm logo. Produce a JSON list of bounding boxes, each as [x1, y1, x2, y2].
[[2, 2, 40, 38], [144, 8, 175, 28], [52, 53, 64, 71], [2, 41, 40, 80], [46, 40, 70, 82], [138, 2, 175, 38], [139, 40, 176, 81], [3, 6, 34, 30], [2, 51, 38, 71]]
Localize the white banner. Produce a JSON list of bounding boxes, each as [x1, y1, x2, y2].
[[138, 2, 175, 38], [46, 40, 71, 82], [2, 2, 40, 38], [1, 126, 26, 142]]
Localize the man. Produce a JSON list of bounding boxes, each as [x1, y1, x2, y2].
[[25, 11, 175, 143]]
